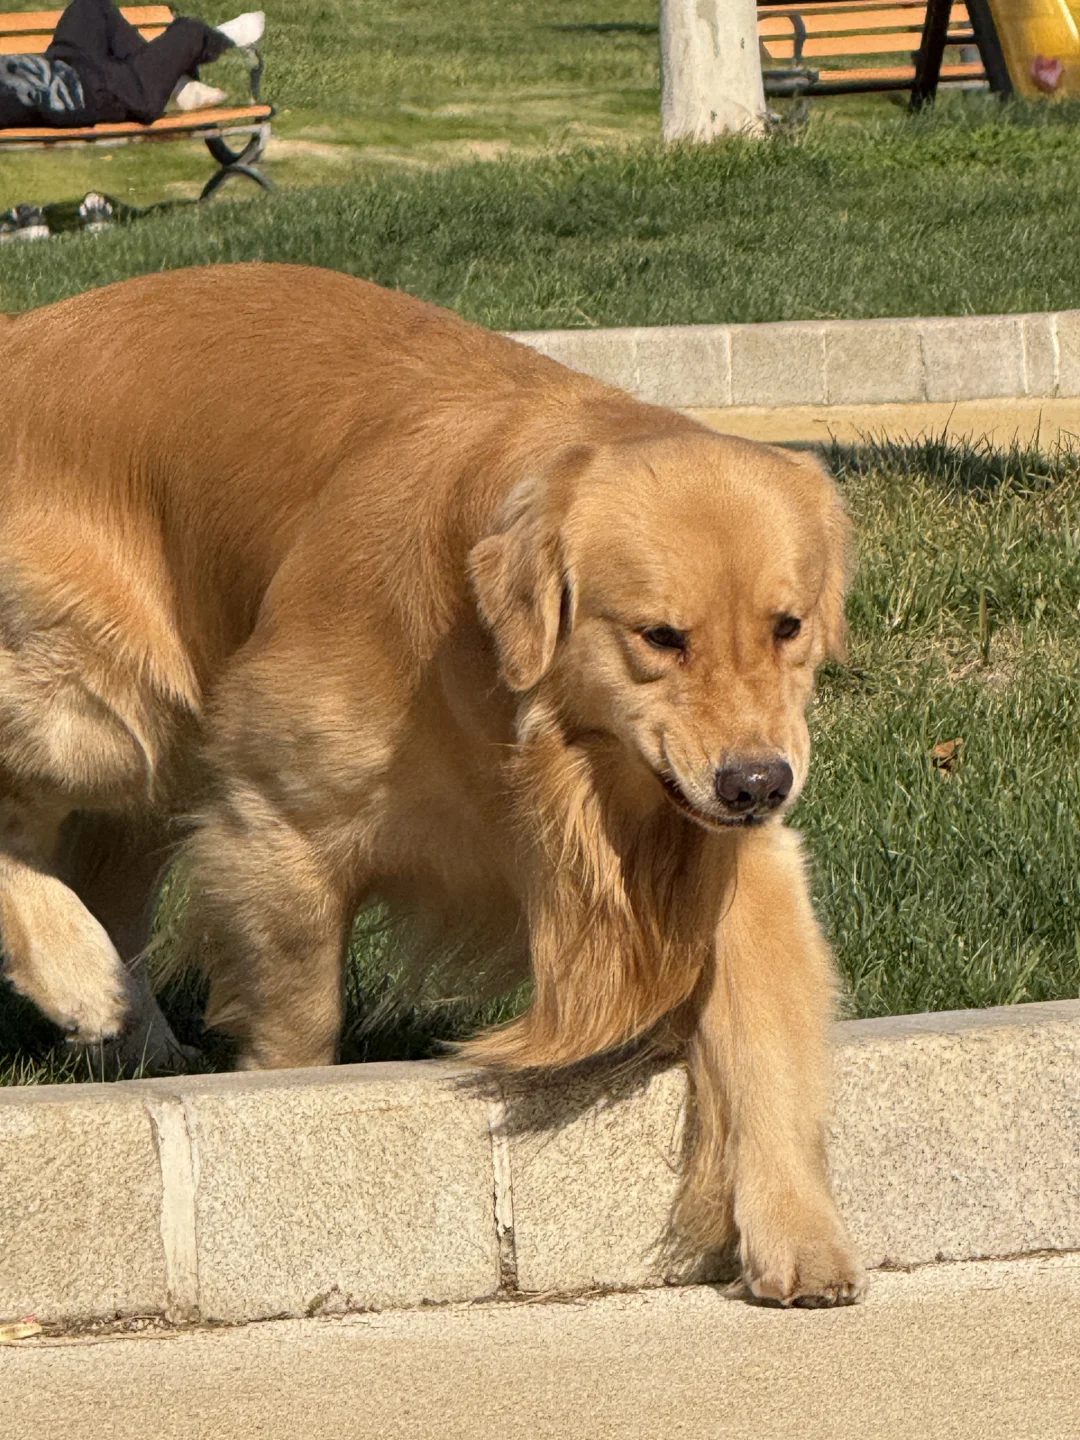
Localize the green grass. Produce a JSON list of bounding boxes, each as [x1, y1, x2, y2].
[[4, 100, 1080, 324], [805, 438, 1080, 1018], [3, 438, 1079, 1081]]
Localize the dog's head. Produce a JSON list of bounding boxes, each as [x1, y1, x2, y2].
[[469, 431, 850, 830]]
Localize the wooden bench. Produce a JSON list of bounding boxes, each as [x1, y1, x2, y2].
[[0, 6, 274, 199], [757, 0, 1011, 106]]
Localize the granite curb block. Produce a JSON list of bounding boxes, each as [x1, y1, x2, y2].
[[509, 311, 1080, 411], [2, 1000, 1077, 1326]]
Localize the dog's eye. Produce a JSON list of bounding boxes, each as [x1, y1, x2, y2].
[[640, 625, 687, 653], [774, 615, 802, 641]]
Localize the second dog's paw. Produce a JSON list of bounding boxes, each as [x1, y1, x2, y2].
[[3, 871, 134, 1043], [59, 976, 132, 1047]]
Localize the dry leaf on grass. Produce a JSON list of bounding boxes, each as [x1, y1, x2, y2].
[[931, 738, 964, 774]]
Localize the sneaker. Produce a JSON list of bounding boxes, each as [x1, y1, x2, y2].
[[0, 203, 49, 242], [78, 191, 117, 233], [175, 80, 229, 111], [215, 10, 264, 47]]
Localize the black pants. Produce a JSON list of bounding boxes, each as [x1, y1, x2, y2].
[[47, 0, 231, 124]]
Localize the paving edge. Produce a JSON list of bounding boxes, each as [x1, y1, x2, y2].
[[2, 998, 1078, 1327], [6, 1258, 1080, 1440], [508, 310, 1080, 412]]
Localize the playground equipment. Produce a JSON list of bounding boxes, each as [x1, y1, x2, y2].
[[757, 0, 1080, 102], [986, 0, 1080, 95]]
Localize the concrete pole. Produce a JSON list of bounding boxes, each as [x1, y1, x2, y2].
[[660, 0, 767, 142]]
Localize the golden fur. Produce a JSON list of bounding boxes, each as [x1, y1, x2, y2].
[[0, 264, 861, 1304]]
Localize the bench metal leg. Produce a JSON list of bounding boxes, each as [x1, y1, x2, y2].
[[200, 124, 275, 201], [912, 0, 1012, 109], [966, 0, 1013, 97], [910, 0, 954, 109]]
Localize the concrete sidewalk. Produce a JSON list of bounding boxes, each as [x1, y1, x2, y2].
[[4, 1254, 1078, 1440]]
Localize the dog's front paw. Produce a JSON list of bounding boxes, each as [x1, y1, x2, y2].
[[741, 1199, 865, 1308]]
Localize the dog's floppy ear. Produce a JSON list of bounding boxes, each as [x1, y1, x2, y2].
[[820, 483, 853, 662], [781, 448, 852, 662], [469, 474, 572, 692], [808, 464, 852, 663]]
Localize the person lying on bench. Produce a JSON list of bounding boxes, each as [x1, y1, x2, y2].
[[0, 0, 264, 130]]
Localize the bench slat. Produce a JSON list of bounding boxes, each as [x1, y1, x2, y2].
[[759, 0, 933, 12], [0, 9, 65, 30], [764, 30, 973, 56], [0, 101, 270, 141], [758, 7, 968, 36], [817, 60, 983, 80], [0, 6, 170, 32], [1, 25, 163, 51]]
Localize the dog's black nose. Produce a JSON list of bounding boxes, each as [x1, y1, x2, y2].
[[715, 758, 793, 813]]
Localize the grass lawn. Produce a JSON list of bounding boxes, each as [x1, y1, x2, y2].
[[4, 99, 1080, 325], [1, 0, 1080, 323], [4, 437, 1079, 1083], [808, 438, 1080, 1019]]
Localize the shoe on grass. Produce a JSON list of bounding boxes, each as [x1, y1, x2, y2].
[[0, 204, 50, 242]]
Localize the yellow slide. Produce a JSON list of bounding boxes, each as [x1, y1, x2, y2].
[[985, 0, 1080, 97]]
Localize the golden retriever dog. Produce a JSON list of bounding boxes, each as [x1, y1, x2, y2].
[[0, 264, 861, 1305]]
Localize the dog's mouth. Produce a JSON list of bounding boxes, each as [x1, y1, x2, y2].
[[656, 772, 764, 831]]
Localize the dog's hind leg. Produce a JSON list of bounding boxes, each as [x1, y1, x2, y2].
[[183, 614, 403, 1071], [184, 788, 353, 1070], [0, 799, 135, 1046]]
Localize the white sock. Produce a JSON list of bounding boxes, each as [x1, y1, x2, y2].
[[215, 10, 265, 47], [174, 80, 229, 111]]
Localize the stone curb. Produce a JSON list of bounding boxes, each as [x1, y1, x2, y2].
[[509, 311, 1080, 410], [2, 999, 1077, 1327]]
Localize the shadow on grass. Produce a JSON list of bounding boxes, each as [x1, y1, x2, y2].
[[827, 431, 1078, 498]]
